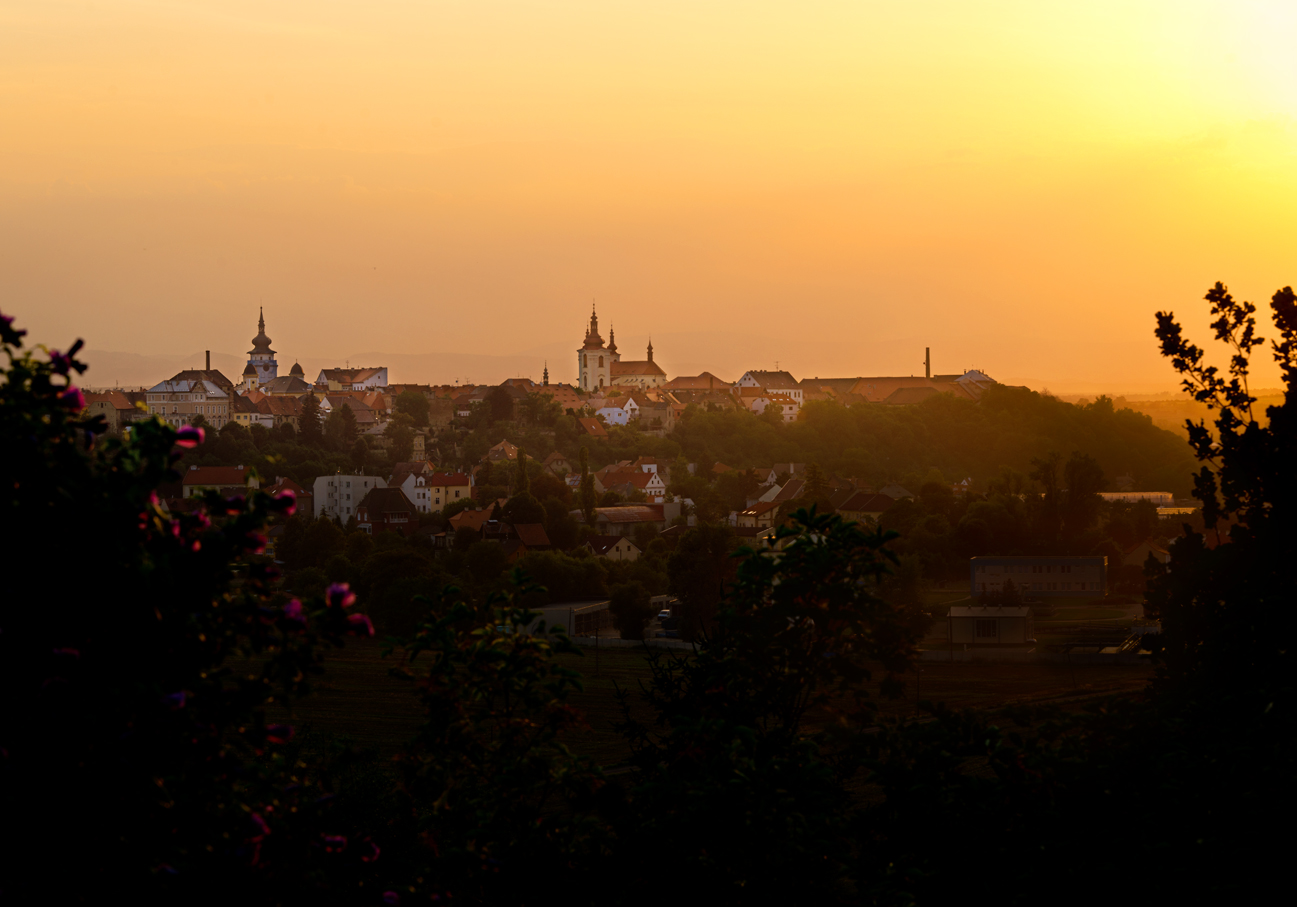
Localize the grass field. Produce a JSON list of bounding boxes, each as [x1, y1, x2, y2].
[[268, 639, 1153, 769]]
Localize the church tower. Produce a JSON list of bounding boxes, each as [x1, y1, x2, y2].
[[246, 308, 278, 386], [577, 305, 613, 391]]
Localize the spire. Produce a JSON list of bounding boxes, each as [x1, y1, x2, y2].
[[543, 361, 549, 386], [258, 306, 265, 333], [647, 336, 654, 362], [608, 325, 617, 353]]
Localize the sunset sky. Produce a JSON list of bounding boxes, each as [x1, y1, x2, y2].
[[3, 1, 1296, 391]]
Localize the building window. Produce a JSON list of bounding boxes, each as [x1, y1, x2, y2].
[[975, 620, 997, 638]]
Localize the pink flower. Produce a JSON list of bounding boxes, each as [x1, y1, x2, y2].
[[250, 813, 270, 840], [175, 425, 205, 448], [283, 599, 306, 622], [274, 489, 296, 515], [246, 531, 267, 554], [265, 724, 294, 744], [327, 583, 356, 609], [347, 613, 375, 637], [59, 386, 85, 410], [360, 839, 381, 862], [323, 835, 347, 853]]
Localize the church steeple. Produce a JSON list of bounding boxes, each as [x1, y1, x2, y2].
[[647, 337, 653, 362], [608, 325, 617, 354], [543, 361, 549, 386]]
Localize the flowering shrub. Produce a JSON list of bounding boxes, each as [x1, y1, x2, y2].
[[0, 313, 379, 902]]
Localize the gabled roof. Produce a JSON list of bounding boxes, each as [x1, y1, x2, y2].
[[318, 367, 386, 384], [740, 369, 799, 389], [231, 394, 259, 413], [740, 501, 780, 517], [883, 386, 943, 406], [168, 369, 236, 393], [260, 375, 314, 395], [257, 395, 302, 416], [389, 460, 438, 489], [584, 535, 641, 556], [578, 417, 608, 438], [611, 359, 667, 377], [449, 507, 495, 532], [513, 523, 551, 548], [84, 391, 134, 411], [662, 372, 728, 390], [357, 486, 417, 518], [771, 479, 805, 503]]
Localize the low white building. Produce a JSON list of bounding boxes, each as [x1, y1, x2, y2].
[[313, 474, 387, 521]]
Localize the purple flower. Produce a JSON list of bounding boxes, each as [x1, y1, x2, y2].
[[59, 386, 85, 410], [175, 425, 205, 448], [0, 313, 26, 343], [382, 892, 400, 905], [283, 599, 306, 623], [163, 691, 187, 709], [265, 724, 294, 744], [49, 350, 72, 375], [361, 839, 381, 863], [323, 834, 347, 853], [347, 613, 375, 637], [327, 583, 356, 609], [250, 813, 270, 839], [274, 489, 296, 515]]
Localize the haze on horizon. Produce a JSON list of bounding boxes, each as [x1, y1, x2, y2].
[[3, 1, 1296, 392]]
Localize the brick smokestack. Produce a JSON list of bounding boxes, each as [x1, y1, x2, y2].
[[206, 350, 211, 371], [925, 347, 930, 379]]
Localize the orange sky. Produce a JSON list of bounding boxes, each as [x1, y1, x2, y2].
[[3, 1, 1296, 391]]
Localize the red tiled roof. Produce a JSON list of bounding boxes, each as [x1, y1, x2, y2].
[[578, 417, 608, 438], [513, 523, 551, 548]]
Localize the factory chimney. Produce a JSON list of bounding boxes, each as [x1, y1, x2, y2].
[[925, 348, 930, 379], [206, 350, 211, 371]]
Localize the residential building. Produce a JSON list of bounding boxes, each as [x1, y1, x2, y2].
[[313, 474, 387, 521], [573, 503, 675, 537], [577, 417, 608, 439], [736, 370, 803, 404], [145, 375, 233, 429], [513, 523, 552, 551], [583, 535, 642, 561], [836, 492, 895, 524], [389, 461, 439, 513], [315, 367, 389, 391], [256, 394, 302, 429], [969, 556, 1107, 597], [662, 372, 728, 393], [737, 501, 780, 530], [420, 471, 472, 514], [485, 440, 519, 462], [231, 393, 271, 429], [181, 465, 259, 499], [84, 390, 142, 434], [355, 487, 418, 537], [543, 451, 575, 476]]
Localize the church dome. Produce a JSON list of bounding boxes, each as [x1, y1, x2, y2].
[[290, 361, 304, 377], [249, 307, 274, 353], [242, 361, 258, 376]]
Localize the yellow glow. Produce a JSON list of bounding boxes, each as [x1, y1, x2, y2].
[[2, 1, 1295, 390]]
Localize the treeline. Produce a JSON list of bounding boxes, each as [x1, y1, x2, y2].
[[8, 286, 1293, 902]]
